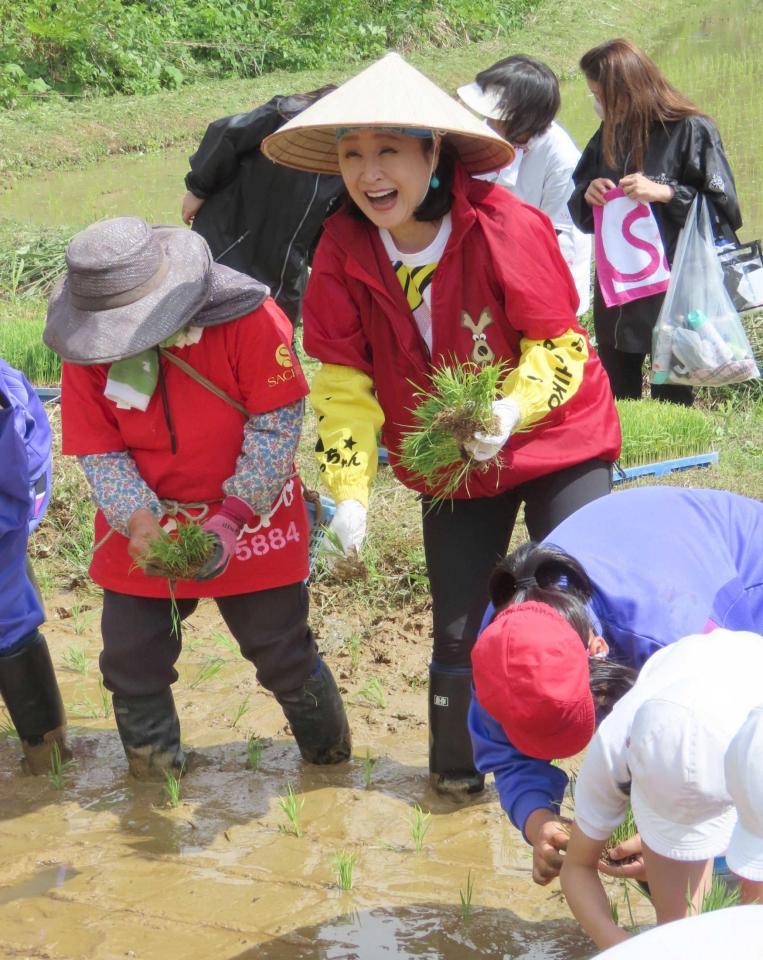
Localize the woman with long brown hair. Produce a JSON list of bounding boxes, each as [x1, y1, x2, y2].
[[569, 38, 741, 404]]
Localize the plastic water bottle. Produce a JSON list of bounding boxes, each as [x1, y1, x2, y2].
[[651, 322, 675, 384], [687, 310, 734, 364]]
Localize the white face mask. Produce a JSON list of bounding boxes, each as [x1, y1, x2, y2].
[[593, 96, 605, 120]]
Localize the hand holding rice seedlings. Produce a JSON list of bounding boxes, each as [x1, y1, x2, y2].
[[135, 522, 217, 581], [362, 748, 376, 788], [48, 741, 77, 790], [229, 696, 250, 728], [407, 803, 431, 853], [246, 735, 264, 771], [163, 763, 185, 808], [189, 657, 225, 690], [603, 804, 638, 866], [278, 783, 304, 837], [357, 678, 386, 709], [399, 360, 511, 499], [459, 870, 475, 921], [332, 849, 358, 891], [321, 527, 368, 582], [63, 646, 89, 674]]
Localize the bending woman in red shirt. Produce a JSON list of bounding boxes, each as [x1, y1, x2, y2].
[[44, 216, 351, 779], [262, 53, 621, 797]]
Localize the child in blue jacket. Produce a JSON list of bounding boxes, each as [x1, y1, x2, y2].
[[468, 486, 763, 885], [0, 358, 70, 774]]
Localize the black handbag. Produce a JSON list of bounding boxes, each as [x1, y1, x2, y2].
[[717, 239, 763, 313], [706, 199, 763, 313]]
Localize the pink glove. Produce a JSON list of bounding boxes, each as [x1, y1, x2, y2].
[[195, 496, 254, 581]]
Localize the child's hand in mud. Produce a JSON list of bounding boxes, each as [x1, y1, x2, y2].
[[598, 833, 647, 881], [526, 809, 570, 885]]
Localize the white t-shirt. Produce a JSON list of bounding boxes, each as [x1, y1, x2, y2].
[[379, 213, 452, 354], [596, 906, 763, 960], [573, 629, 763, 843], [478, 121, 592, 315]]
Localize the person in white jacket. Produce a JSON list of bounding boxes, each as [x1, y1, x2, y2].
[[458, 55, 592, 315]]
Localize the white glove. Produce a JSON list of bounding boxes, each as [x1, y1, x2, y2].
[[328, 499, 367, 555], [463, 397, 521, 462]]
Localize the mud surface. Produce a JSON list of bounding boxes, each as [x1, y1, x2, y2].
[[0, 589, 654, 959]]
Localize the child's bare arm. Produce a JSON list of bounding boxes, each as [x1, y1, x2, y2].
[[560, 824, 632, 950]]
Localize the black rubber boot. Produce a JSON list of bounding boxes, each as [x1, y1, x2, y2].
[[429, 662, 485, 797], [0, 631, 72, 775], [112, 689, 185, 780], [275, 659, 352, 764]]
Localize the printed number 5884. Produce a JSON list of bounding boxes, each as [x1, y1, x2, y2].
[[235, 522, 300, 561]]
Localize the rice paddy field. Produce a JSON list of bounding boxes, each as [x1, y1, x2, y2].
[[1, 0, 762, 957]]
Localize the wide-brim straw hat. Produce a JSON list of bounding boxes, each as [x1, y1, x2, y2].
[[262, 52, 514, 176], [45, 217, 214, 365]]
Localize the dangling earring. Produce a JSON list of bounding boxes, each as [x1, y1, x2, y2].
[[430, 174, 440, 189]]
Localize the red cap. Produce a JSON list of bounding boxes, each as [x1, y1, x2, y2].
[[471, 601, 595, 760]]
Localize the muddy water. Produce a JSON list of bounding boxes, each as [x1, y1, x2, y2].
[[1, 0, 761, 242], [0, 594, 632, 959]]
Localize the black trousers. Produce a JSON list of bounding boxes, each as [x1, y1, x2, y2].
[[596, 342, 694, 406], [100, 582, 317, 698], [422, 458, 612, 667]]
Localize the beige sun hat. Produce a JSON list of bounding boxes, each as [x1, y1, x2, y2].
[[262, 52, 514, 176]]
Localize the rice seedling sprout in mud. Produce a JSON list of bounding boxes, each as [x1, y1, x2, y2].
[[48, 741, 76, 790], [189, 657, 225, 690], [408, 803, 431, 853], [362, 748, 376, 788], [696, 875, 741, 913], [230, 696, 250, 728], [71, 678, 111, 719], [358, 677, 386, 709], [344, 633, 362, 672], [399, 360, 512, 499], [211, 630, 238, 654], [332, 849, 358, 891], [163, 763, 185, 808], [136, 522, 216, 580], [460, 870, 475, 921], [246, 735, 264, 771], [278, 783, 304, 837], [63, 646, 89, 674], [70, 601, 92, 636]]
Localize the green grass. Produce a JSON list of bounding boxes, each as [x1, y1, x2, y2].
[[407, 803, 432, 853], [48, 740, 77, 790], [0, 222, 71, 298], [616, 399, 716, 467], [357, 678, 387, 709], [163, 763, 185, 808], [698, 875, 742, 913], [62, 646, 89, 674], [399, 360, 511, 499], [278, 783, 304, 837], [460, 870, 475, 921], [188, 657, 225, 690]]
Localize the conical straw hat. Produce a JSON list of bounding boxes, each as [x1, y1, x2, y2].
[[262, 52, 514, 176]]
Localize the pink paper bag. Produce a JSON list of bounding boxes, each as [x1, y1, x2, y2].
[[593, 187, 670, 307]]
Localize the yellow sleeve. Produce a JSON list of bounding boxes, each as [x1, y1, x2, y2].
[[500, 329, 589, 430], [310, 363, 385, 508]]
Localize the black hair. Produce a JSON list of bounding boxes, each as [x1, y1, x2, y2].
[[342, 139, 456, 223], [489, 541, 594, 643], [589, 658, 638, 724], [475, 55, 560, 142]]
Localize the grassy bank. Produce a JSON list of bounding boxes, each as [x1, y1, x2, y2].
[[0, 0, 717, 185]]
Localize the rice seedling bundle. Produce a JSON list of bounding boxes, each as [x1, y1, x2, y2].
[[399, 360, 510, 498], [0, 222, 71, 299], [135, 522, 216, 580], [616, 399, 715, 467]]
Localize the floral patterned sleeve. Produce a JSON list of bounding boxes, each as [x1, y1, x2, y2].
[[223, 399, 303, 514], [79, 452, 162, 535]]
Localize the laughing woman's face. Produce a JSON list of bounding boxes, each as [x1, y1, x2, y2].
[[337, 129, 438, 234]]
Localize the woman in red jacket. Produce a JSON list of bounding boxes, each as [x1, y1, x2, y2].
[[263, 53, 621, 797]]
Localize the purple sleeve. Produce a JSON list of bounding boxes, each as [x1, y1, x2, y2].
[[222, 400, 302, 515], [79, 452, 162, 535], [468, 694, 569, 839]]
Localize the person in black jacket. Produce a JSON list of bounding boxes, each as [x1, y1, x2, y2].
[[182, 88, 343, 325], [568, 38, 741, 404]]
